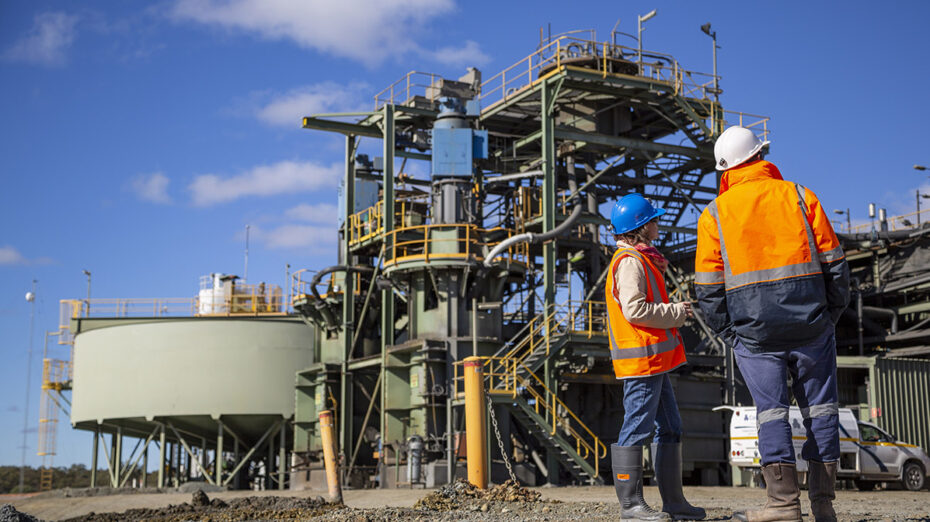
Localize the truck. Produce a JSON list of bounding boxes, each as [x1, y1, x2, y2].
[[716, 406, 930, 491]]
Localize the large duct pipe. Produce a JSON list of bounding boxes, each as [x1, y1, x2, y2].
[[484, 163, 583, 266], [309, 265, 376, 329]]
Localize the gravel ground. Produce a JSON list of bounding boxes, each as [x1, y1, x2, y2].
[[6, 482, 929, 521]]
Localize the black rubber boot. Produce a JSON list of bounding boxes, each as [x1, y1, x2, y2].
[[654, 443, 706, 520], [612, 444, 670, 521]]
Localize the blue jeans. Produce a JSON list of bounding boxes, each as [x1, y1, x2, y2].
[[617, 373, 682, 446], [733, 328, 840, 465]]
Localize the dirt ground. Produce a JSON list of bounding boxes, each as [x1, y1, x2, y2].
[[4, 481, 929, 521]]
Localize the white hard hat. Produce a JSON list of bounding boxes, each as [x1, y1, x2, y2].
[[714, 126, 769, 171]]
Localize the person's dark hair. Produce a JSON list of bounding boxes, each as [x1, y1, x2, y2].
[[614, 222, 652, 246]]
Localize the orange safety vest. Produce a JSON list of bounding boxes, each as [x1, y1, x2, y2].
[[606, 248, 687, 379]]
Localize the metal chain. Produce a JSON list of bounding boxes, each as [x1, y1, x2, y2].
[[486, 392, 518, 483]]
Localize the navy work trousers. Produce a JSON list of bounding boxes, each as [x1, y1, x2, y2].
[[733, 328, 840, 465]]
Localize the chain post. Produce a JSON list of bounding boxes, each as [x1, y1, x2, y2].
[[486, 392, 517, 483]]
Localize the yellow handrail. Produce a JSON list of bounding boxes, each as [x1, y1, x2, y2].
[[479, 36, 719, 111], [504, 300, 607, 364], [453, 356, 608, 478]]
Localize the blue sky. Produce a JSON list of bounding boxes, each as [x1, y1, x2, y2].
[[2, 1, 929, 470]]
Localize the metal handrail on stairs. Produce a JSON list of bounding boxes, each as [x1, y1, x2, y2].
[[454, 356, 608, 479], [501, 300, 607, 365]]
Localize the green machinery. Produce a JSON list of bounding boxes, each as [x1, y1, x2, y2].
[[291, 30, 770, 488]]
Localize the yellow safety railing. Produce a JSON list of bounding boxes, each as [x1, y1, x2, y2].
[[503, 300, 607, 364], [479, 36, 719, 111], [59, 288, 287, 325], [383, 224, 530, 267], [453, 356, 608, 476], [374, 71, 446, 110], [721, 110, 771, 142], [290, 269, 362, 302], [849, 208, 930, 234], [347, 197, 428, 247]]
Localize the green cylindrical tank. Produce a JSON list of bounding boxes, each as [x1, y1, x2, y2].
[[70, 317, 314, 441]]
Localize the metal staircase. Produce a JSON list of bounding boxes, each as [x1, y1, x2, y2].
[[461, 299, 608, 484]]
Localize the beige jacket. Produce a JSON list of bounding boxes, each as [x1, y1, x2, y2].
[[613, 240, 688, 329]]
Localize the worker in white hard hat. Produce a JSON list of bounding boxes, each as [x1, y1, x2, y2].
[[695, 126, 850, 522]]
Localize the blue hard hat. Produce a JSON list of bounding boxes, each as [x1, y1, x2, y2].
[[611, 194, 665, 234]]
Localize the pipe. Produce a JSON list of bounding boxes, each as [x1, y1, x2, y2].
[[861, 306, 898, 334], [837, 225, 929, 244], [319, 410, 343, 502], [308, 265, 375, 330], [463, 357, 488, 489], [309, 265, 375, 302], [484, 163, 584, 266]]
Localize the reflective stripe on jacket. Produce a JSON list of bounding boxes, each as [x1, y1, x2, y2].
[[606, 247, 687, 379], [694, 160, 851, 352]]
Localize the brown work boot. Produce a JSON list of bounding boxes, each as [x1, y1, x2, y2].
[[733, 462, 801, 522], [808, 461, 837, 522]]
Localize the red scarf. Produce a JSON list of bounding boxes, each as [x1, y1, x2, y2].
[[634, 243, 668, 272]]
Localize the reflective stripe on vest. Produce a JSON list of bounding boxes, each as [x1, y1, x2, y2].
[[705, 183, 823, 291], [606, 248, 686, 379]]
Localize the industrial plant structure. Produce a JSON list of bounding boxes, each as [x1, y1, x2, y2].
[[40, 28, 930, 492]]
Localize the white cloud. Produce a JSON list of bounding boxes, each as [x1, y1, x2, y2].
[[256, 82, 369, 127], [168, 0, 485, 67], [3, 12, 80, 66], [130, 172, 173, 204], [259, 224, 338, 250], [189, 160, 341, 206], [0, 246, 28, 265], [0, 246, 53, 266], [285, 203, 340, 224], [422, 40, 490, 66]]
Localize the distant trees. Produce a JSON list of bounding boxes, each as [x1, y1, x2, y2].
[[0, 465, 100, 493]]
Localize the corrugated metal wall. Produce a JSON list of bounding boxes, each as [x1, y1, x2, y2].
[[873, 357, 930, 452]]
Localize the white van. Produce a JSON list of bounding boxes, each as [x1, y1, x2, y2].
[[716, 406, 930, 491]]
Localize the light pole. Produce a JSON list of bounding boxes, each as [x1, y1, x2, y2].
[[918, 191, 930, 226], [833, 209, 851, 233], [82, 269, 91, 316], [700, 23, 722, 134], [20, 280, 37, 493], [637, 9, 657, 74], [244, 225, 251, 283]]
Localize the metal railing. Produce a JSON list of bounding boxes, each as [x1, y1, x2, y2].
[[290, 269, 362, 301], [373, 71, 445, 110], [503, 300, 607, 364], [347, 197, 428, 247], [453, 356, 607, 476], [383, 223, 530, 267], [721, 110, 771, 142], [849, 208, 930, 234], [479, 36, 719, 110], [58, 288, 287, 329]]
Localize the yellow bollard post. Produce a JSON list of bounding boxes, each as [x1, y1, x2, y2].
[[463, 357, 488, 489], [319, 410, 343, 503]]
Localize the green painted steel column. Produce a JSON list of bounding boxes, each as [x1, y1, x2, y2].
[[541, 78, 560, 485], [278, 419, 286, 490], [157, 425, 165, 488], [340, 134, 357, 464], [216, 419, 224, 486], [380, 104, 395, 486], [114, 427, 122, 487], [90, 427, 99, 488]]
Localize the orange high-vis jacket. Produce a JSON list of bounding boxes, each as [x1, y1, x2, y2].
[[694, 160, 850, 352], [606, 248, 687, 379]]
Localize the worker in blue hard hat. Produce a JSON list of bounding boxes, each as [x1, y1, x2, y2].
[[605, 193, 704, 521]]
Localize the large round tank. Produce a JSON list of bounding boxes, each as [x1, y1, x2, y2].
[[70, 317, 314, 442]]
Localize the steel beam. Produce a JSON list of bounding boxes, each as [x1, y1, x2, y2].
[[554, 128, 712, 159], [341, 135, 357, 460], [380, 104, 395, 476], [302, 117, 382, 138]]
